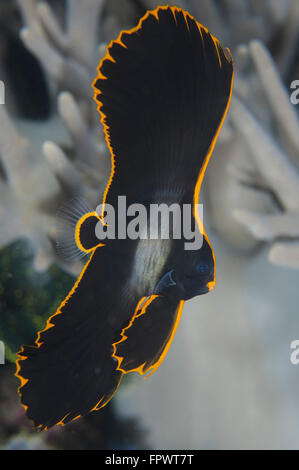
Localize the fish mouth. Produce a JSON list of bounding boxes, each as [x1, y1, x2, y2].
[[197, 286, 209, 296], [183, 284, 210, 300]]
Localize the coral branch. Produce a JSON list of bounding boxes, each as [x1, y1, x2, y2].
[[57, 92, 103, 174], [37, 1, 69, 53], [250, 40, 299, 159], [66, 0, 105, 67], [0, 106, 30, 190], [230, 96, 299, 213], [43, 141, 84, 196], [234, 210, 299, 241], [269, 241, 299, 269]]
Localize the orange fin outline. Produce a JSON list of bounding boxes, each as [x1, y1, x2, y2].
[[93, 5, 233, 378], [16, 5, 234, 427], [92, 4, 234, 293], [74, 211, 105, 253], [15, 248, 122, 429], [92, 5, 233, 220], [95, 6, 233, 377]]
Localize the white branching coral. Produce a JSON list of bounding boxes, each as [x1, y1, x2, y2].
[[0, 0, 111, 273], [208, 37, 299, 270], [231, 41, 299, 268], [0, 0, 298, 272], [203, 0, 299, 270]]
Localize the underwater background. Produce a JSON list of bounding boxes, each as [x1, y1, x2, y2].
[[0, 0, 299, 450]]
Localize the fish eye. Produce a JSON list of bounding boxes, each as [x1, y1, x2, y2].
[[196, 262, 209, 274]]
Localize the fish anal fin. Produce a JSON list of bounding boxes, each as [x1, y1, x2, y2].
[[112, 296, 184, 377]]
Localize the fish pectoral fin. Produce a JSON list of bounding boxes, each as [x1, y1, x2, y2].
[[56, 197, 104, 261]]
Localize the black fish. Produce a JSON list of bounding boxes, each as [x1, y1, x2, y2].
[[16, 6, 233, 430]]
